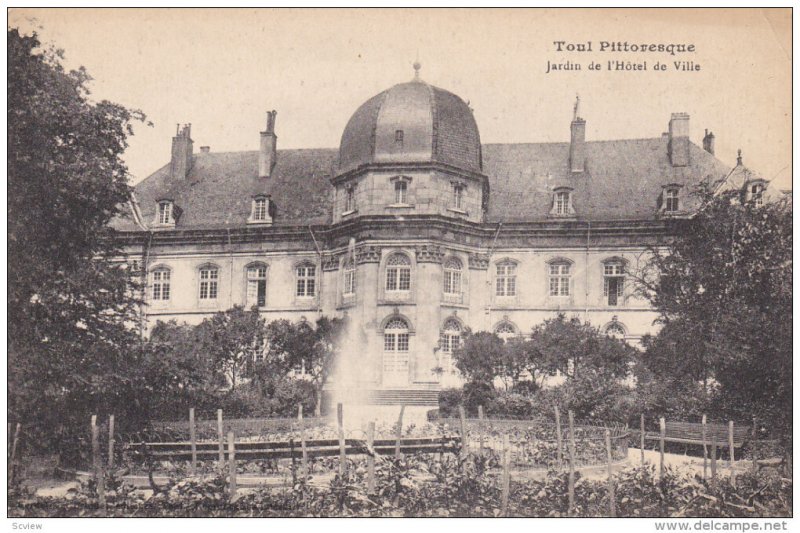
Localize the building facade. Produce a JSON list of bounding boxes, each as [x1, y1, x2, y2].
[[113, 67, 782, 401]]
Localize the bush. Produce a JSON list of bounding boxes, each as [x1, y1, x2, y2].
[[487, 392, 535, 419]]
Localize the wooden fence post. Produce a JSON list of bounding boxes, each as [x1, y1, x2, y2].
[[188, 408, 197, 476], [458, 405, 468, 457], [728, 421, 736, 486], [290, 438, 297, 485], [107, 415, 115, 469], [478, 405, 485, 456], [555, 406, 563, 469], [640, 414, 645, 467], [395, 405, 405, 459], [702, 415, 708, 481], [337, 403, 346, 477], [710, 434, 718, 480], [751, 417, 758, 475], [567, 410, 576, 516], [605, 429, 616, 517], [227, 431, 237, 501], [659, 417, 666, 482], [299, 404, 308, 476], [91, 415, 106, 516], [367, 421, 376, 495], [9, 423, 21, 484], [501, 433, 510, 516], [217, 409, 224, 466]]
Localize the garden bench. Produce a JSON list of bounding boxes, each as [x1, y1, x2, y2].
[[645, 421, 750, 448]]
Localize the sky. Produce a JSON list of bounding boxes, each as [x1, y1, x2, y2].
[[9, 8, 792, 189]]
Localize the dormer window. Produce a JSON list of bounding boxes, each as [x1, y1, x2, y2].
[[550, 188, 574, 216], [344, 185, 357, 213], [664, 187, 680, 212], [157, 201, 174, 225], [748, 182, 765, 208], [395, 180, 408, 204], [249, 196, 272, 224], [452, 183, 465, 210]]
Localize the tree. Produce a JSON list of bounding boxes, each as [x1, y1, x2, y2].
[[528, 314, 633, 381], [8, 28, 146, 457], [452, 330, 505, 386], [196, 305, 266, 392], [636, 185, 792, 442]]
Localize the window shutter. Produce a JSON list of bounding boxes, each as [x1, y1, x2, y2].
[[656, 191, 663, 210], [268, 199, 277, 219], [172, 204, 184, 222], [246, 280, 258, 306]]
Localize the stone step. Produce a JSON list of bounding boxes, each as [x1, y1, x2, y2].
[[323, 388, 441, 407]]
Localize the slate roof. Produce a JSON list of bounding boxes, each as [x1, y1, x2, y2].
[[338, 80, 482, 175], [483, 137, 731, 222], [112, 136, 732, 232]]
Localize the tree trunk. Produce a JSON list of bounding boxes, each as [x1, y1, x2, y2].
[[315, 385, 322, 417]]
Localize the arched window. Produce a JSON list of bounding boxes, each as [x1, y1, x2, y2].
[[548, 261, 571, 297], [151, 268, 171, 301], [296, 263, 316, 297], [440, 318, 463, 354], [443, 258, 462, 296], [199, 265, 219, 300], [385, 253, 411, 292], [494, 322, 517, 343], [345, 185, 357, 212], [496, 261, 517, 297], [603, 260, 625, 306], [342, 258, 356, 297], [384, 318, 410, 353], [395, 180, 408, 204], [604, 321, 626, 340], [246, 264, 267, 307]]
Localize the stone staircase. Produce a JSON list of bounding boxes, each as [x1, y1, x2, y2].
[[365, 389, 439, 406], [323, 387, 440, 408]]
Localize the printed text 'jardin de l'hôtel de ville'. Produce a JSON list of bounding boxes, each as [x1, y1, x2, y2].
[[546, 41, 700, 74]]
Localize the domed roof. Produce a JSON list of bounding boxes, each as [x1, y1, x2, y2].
[[338, 78, 482, 174]]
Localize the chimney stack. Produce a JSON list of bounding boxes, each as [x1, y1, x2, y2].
[[569, 95, 586, 173], [259, 110, 278, 178], [702, 129, 715, 155], [668, 113, 690, 167], [200, 146, 210, 154], [170, 124, 193, 179]]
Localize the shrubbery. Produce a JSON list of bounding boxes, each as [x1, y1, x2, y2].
[[8, 456, 792, 517]]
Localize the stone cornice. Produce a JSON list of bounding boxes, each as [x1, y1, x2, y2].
[[331, 161, 489, 186], [415, 244, 445, 264]]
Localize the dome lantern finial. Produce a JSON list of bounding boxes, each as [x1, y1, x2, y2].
[[413, 52, 421, 81]]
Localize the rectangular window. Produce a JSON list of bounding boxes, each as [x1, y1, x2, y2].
[[253, 198, 267, 221], [246, 266, 267, 307], [386, 269, 398, 291], [343, 268, 356, 296], [395, 181, 408, 204], [296, 265, 316, 297], [397, 333, 409, 352], [603, 263, 625, 306], [199, 268, 218, 300], [398, 269, 411, 291], [444, 270, 461, 295], [555, 192, 570, 215], [152, 270, 170, 301], [665, 189, 680, 212], [384, 333, 396, 351], [496, 263, 517, 297], [453, 184, 464, 210], [158, 202, 172, 224], [549, 264, 570, 296]]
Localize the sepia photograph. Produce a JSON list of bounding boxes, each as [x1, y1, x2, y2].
[[5, 6, 793, 526]]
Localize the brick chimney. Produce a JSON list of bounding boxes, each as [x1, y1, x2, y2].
[[170, 124, 193, 179], [569, 95, 586, 173], [702, 129, 715, 155], [668, 113, 690, 167], [259, 110, 277, 178]]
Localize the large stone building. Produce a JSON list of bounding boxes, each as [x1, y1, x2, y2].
[[113, 65, 782, 405]]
